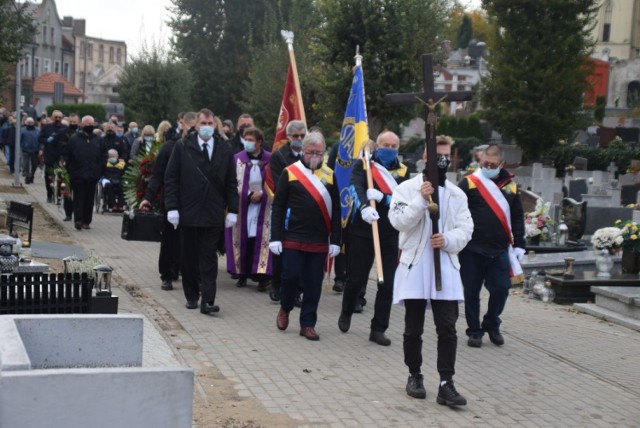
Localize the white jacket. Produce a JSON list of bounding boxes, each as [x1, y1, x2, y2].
[[389, 174, 473, 270]]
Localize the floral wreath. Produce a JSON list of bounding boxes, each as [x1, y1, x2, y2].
[[123, 142, 162, 211], [52, 165, 72, 197]]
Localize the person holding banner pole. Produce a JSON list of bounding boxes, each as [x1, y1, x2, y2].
[[270, 132, 341, 341], [338, 131, 408, 346]]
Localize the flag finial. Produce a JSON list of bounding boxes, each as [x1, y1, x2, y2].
[[355, 45, 362, 66], [281, 30, 294, 50]]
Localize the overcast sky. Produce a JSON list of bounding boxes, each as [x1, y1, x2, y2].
[[52, 0, 482, 59], [53, 0, 174, 58]]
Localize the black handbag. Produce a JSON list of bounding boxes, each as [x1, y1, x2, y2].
[[121, 210, 164, 242]]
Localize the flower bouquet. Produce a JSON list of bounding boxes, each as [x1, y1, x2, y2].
[[524, 200, 554, 242], [614, 219, 640, 252], [590, 227, 623, 253], [123, 143, 161, 211], [52, 165, 72, 198]]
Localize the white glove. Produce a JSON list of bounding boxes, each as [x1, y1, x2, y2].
[[366, 188, 384, 202], [328, 244, 341, 258], [269, 241, 282, 255], [361, 206, 380, 224], [514, 247, 526, 262], [167, 210, 179, 229], [225, 213, 237, 228]]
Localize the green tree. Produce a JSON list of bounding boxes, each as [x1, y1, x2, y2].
[[313, 0, 452, 136], [0, 0, 36, 100], [456, 15, 473, 49], [480, 0, 598, 160], [117, 46, 192, 126]]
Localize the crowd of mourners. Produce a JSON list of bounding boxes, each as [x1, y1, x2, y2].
[[0, 105, 527, 408]]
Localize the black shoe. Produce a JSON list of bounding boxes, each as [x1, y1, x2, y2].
[[338, 311, 351, 333], [201, 302, 220, 315], [406, 374, 426, 399], [185, 301, 198, 310], [74, 222, 83, 231], [47, 196, 53, 203], [353, 302, 364, 313], [257, 280, 269, 292], [269, 288, 280, 302], [63, 216, 72, 222], [236, 278, 247, 288], [487, 330, 504, 346], [332, 279, 345, 293], [467, 336, 482, 348], [369, 330, 391, 346], [437, 380, 467, 406], [161, 280, 173, 291]]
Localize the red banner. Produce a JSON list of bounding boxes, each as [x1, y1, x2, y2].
[[272, 64, 303, 153]]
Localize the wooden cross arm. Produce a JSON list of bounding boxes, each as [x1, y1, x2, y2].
[[385, 91, 473, 106]]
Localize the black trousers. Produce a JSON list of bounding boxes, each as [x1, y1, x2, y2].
[[45, 164, 54, 199], [180, 225, 221, 304], [342, 234, 397, 332], [71, 178, 97, 225], [63, 196, 73, 218], [103, 182, 124, 207], [403, 299, 458, 381], [159, 219, 180, 281]]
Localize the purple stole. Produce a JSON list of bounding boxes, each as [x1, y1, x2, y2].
[[225, 149, 273, 275]]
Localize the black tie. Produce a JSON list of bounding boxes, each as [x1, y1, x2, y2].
[[202, 143, 209, 162]]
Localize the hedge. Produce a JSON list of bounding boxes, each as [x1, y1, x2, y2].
[[548, 140, 638, 177]]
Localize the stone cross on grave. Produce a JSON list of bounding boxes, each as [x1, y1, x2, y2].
[[385, 54, 473, 290]]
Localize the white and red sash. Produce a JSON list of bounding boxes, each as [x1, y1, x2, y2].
[[288, 161, 332, 232], [370, 161, 398, 194], [469, 170, 524, 283]]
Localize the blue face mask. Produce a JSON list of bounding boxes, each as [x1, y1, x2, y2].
[[242, 138, 256, 153], [481, 167, 500, 179], [198, 126, 214, 140], [116, 131, 124, 138], [143, 136, 154, 143], [108, 158, 118, 164], [376, 148, 398, 167], [131, 127, 138, 134]]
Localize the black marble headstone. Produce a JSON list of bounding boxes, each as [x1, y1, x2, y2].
[[568, 179, 588, 202], [561, 198, 587, 241]]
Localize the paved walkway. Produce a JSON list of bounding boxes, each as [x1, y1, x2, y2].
[[5, 169, 640, 427]]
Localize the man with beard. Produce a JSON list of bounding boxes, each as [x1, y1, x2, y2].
[[65, 116, 103, 230], [164, 109, 239, 314], [38, 110, 68, 202]]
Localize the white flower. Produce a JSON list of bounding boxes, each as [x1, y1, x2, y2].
[[591, 227, 623, 250]]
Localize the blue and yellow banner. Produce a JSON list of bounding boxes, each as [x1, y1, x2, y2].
[[335, 61, 369, 227]]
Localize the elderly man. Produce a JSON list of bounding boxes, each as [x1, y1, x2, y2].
[[225, 127, 272, 291], [39, 110, 68, 202], [20, 117, 40, 184], [66, 116, 103, 230], [164, 108, 239, 314], [125, 121, 140, 147], [266, 120, 307, 302], [270, 131, 341, 341], [338, 131, 409, 346], [390, 135, 473, 406]]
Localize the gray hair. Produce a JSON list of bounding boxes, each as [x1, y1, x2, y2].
[[302, 131, 325, 150], [286, 120, 307, 135], [108, 149, 118, 157]]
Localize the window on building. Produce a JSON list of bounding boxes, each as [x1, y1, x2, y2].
[[25, 55, 31, 78], [54, 61, 60, 74], [63, 62, 69, 80], [99, 45, 104, 62], [109, 46, 114, 63], [44, 58, 51, 73], [81, 41, 85, 58], [117, 48, 122, 65], [88, 44, 93, 60], [43, 25, 47, 44], [51, 28, 55, 47], [34, 57, 39, 76], [603, 1, 613, 42]]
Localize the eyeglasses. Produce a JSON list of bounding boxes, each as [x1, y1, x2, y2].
[[289, 134, 306, 139], [481, 161, 502, 169], [303, 151, 324, 157]]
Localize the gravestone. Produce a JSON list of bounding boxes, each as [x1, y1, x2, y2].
[[616, 127, 639, 142], [573, 157, 588, 171], [584, 206, 634, 235], [561, 198, 587, 241], [568, 179, 588, 202], [574, 130, 589, 145], [620, 185, 639, 205], [597, 127, 617, 147], [586, 135, 599, 148], [519, 188, 541, 213]]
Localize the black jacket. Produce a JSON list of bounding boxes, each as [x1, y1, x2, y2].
[[271, 163, 341, 248], [269, 143, 301, 192], [458, 169, 526, 253], [66, 131, 103, 181], [101, 133, 130, 162], [164, 132, 238, 228], [144, 138, 177, 208], [39, 123, 68, 165], [349, 158, 409, 239]]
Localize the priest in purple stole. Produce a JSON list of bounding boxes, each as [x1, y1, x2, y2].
[[225, 127, 273, 290]]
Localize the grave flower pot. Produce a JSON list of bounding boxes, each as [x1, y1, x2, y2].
[[528, 236, 540, 245], [621, 250, 640, 274]]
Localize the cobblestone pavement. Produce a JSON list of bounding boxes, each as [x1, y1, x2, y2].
[[6, 170, 640, 427]]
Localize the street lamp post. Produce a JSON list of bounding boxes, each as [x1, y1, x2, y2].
[[13, 61, 22, 187], [82, 40, 92, 104]]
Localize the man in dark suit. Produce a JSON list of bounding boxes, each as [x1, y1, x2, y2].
[[164, 109, 239, 314], [65, 115, 103, 230]]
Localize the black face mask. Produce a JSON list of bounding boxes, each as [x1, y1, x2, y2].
[[27, 125, 35, 130], [83, 125, 95, 135], [106, 130, 115, 136], [437, 155, 451, 184], [54, 119, 61, 125], [69, 124, 78, 131]]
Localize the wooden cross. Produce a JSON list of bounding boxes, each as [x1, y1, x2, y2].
[[385, 54, 473, 290]]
